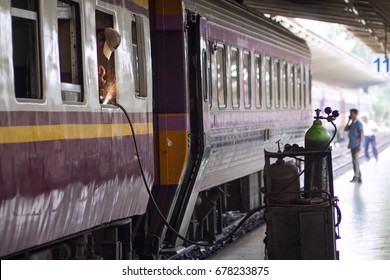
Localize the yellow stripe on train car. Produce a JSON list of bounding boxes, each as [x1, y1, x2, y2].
[[133, 0, 148, 9], [0, 123, 153, 144], [158, 130, 189, 185]]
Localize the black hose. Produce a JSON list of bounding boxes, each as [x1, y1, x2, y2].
[[115, 103, 264, 247], [321, 120, 338, 153]]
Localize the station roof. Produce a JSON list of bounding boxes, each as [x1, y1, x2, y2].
[[275, 17, 386, 88], [242, 0, 390, 55]]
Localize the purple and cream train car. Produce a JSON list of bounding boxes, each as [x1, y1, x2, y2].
[[1, 0, 312, 259], [145, 0, 312, 256], [0, 0, 153, 259]]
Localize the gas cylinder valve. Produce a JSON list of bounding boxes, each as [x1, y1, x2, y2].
[[313, 107, 340, 123]]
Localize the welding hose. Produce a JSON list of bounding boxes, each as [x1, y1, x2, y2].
[[115, 103, 265, 247]]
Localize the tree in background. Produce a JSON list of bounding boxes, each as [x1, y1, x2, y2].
[[369, 85, 390, 127]]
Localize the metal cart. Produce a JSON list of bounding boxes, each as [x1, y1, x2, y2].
[[263, 148, 341, 260]]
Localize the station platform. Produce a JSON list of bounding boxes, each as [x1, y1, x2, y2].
[[209, 146, 390, 260]]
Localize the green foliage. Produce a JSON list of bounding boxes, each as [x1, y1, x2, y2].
[[369, 85, 390, 126]]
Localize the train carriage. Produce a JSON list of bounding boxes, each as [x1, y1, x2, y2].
[[0, 0, 153, 259], [1, 0, 312, 259], [146, 0, 312, 256]]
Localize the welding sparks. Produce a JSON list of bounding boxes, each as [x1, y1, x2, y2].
[[98, 64, 118, 105], [102, 82, 117, 104]]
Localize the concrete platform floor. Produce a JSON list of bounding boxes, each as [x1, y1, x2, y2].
[[209, 147, 390, 260]]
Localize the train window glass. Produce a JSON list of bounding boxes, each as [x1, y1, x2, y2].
[[132, 20, 140, 95], [274, 59, 281, 108], [308, 67, 312, 105], [202, 48, 208, 101], [132, 16, 147, 98], [243, 50, 251, 108], [230, 47, 239, 108], [290, 64, 295, 108], [208, 41, 213, 108], [303, 66, 307, 107], [255, 54, 262, 108], [297, 66, 302, 108], [57, 1, 83, 102], [217, 44, 227, 108], [282, 61, 288, 108], [96, 10, 116, 104], [265, 56, 272, 108], [11, 0, 42, 99]]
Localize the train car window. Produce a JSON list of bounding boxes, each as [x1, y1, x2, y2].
[[202, 48, 208, 101], [230, 47, 240, 108], [11, 0, 42, 99], [297, 66, 302, 108], [57, 1, 83, 102], [132, 20, 140, 94], [132, 16, 147, 98], [96, 10, 116, 104], [208, 41, 213, 108], [303, 66, 307, 107], [243, 50, 251, 108], [265, 56, 272, 109], [255, 54, 262, 108], [217, 44, 227, 108], [290, 64, 296, 108], [274, 59, 281, 108], [308, 67, 312, 106], [282, 61, 288, 108]]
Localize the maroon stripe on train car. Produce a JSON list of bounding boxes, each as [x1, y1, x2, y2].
[[0, 134, 153, 200], [157, 114, 189, 131], [155, 15, 184, 30], [151, 31, 188, 114], [203, 21, 310, 64], [0, 111, 152, 127]]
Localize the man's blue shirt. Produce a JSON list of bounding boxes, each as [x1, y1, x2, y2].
[[348, 119, 363, 149]]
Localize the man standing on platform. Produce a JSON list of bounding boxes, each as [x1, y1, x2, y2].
[[344, 108, 364, 183], [362, 116, 379, 161]]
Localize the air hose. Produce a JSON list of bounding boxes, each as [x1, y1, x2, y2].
[[115, 103, 264, 247]]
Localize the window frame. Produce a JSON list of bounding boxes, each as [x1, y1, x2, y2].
[[274, 58, 281, 109], [297, 65, 302, 108], [216, 43, 227, 109], [265, 56, 272, 109], [11, 1, 43, 101], [307, 66, 312, 106], [57, 0, 84, 103], [201, 47, 208, 102], [254, 53, 263, 109], [230, 46, 240, 109], [133, 14, 147, 99], [208, 40, 213, 108], [290, 63, 296, 109], [282, 60, 288, 109], [243, 49, 251, 109]]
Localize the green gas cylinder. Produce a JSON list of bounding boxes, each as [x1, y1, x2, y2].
[[304, 109, 331, 197], [305, 119, 330, 151]]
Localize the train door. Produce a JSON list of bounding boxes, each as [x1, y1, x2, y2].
[[164, 11, 206, 247]]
